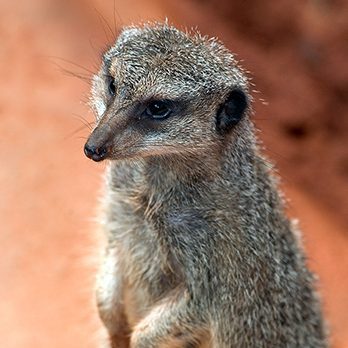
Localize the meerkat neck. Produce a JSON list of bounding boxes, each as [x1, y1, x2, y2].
[[143, 152, 220, 189]]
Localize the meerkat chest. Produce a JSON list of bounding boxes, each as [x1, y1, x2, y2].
[[101, 195, 179, 327]]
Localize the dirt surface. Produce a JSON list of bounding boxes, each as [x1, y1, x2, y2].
[[0, 0, 347, 347]]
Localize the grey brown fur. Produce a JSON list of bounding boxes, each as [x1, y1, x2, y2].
[[85, 23, 327, 347]]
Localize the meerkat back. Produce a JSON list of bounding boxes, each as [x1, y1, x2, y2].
[[84, 24, 327, 348]]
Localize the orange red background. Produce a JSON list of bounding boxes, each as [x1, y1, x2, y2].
[[1, 0, 347, 347]]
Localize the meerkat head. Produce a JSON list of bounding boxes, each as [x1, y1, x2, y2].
[[84, 24, 250, 162]]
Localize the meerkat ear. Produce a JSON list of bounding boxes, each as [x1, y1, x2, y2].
[[216, 89, 248, 133]]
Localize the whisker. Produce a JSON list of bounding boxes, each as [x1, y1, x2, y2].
[[49, 56, 95, 75], [64, 124, 93, 140], [112, 0, 121, 40], [94, 7, 115, 43], [51, 63, 92, 85], [72, 113, 95, 131]]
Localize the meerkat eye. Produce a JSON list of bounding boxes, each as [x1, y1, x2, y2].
[[107, 76, 116, 96], [144, 100, 172, 119]]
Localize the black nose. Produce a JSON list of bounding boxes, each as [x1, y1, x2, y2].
[[84, 143, 108, 162]]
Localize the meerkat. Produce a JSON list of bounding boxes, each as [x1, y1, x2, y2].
[[84, 23, 327, 348]]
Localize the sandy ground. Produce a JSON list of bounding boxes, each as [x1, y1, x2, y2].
[[0, 0, 347, 347]]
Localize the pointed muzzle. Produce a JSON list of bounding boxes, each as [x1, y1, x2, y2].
[[84, 123, 113, 162]]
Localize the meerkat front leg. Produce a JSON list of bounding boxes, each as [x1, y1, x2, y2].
[[97, 247, 130, 348], [130, 290, 209, 348]]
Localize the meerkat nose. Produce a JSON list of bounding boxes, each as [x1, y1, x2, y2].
[[84, 142, 108, 162], [84, 123, 113, 162]]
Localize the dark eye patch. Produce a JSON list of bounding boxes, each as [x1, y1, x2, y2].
[[107, 76, 116, 96], [132, 97, 190, 123], [143, 100, 172, 120]]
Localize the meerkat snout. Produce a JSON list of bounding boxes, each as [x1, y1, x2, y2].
[[84, 123, 113, 161]]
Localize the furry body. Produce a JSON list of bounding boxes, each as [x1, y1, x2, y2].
[[86, 24, 327, 347]]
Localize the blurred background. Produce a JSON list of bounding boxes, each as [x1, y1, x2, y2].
[[0, 0, 347, 347]]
